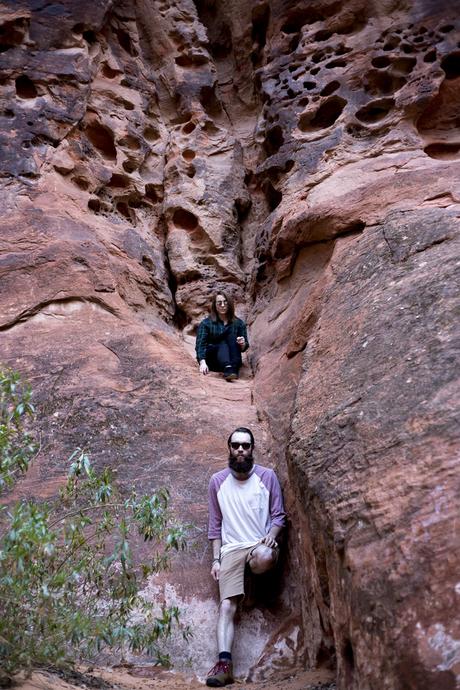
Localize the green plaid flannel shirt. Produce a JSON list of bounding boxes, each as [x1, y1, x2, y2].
[[195, 317, 249, 361]]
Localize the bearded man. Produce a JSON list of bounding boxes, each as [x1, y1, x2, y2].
[[205, 427, 286, 687]]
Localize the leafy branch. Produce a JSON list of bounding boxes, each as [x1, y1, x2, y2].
[[0, 368, 191, 678]]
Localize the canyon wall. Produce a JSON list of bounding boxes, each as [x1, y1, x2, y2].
[[0, 0, 459, 688]]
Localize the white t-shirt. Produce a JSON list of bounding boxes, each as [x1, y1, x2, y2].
[[208, 465, 286, 556]]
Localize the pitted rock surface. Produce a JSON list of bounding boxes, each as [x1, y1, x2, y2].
[[1, 1, 459, 689]]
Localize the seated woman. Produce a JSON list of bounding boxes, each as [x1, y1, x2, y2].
[[195, 291, 249, 381]]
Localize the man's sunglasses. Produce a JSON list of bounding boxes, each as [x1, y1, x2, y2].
[[230, 442, 252, 450]]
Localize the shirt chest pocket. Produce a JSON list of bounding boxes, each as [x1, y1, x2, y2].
[[247, 492, 263, 512]]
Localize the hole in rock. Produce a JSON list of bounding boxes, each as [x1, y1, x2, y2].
[[310, 67, 320, 75], [343, 639, 355, 675], [175, 53, 208, 67], [299, 96, 346, 131], [116, 28, 135, 55], [83, 30, 97, 44], [88, 198, 101, 212], [391, 56, 417, 74], [186, 166, 196, 178], [303, 80, 316, 89], [440, 24, 454, 33], [200, 85, 222, 118], [336, 45, 352, 56], [281, 3, 339, 33], [86, 121, 117, 160], [143, 125, 160, 142], [256, 255, 268, 282], [123, 100, 134, 111], [122, 159, 137, 173], [289, 33, 301, 52], [145, 184, 161, 203], [383, 37, 400, 50], [364, 70, 405, 96], [424, 50, 436, 63], [264, 180, 282, 211], [72, 176, 89, 190], [0, 17, 27, 51], [316, 642, 333, 668], [182, 121, 196, 134], [252, 3, 270, 50], [172, 208, 198, 230], [108, 173, 130, 188], [264, 125, 284, 156], [424, 142, 460, 160], [441, 52, 460, 80], [287, 88, 296, 99], [315, 29, 332, 41], [299, 96, 309, 106], [312, 51, 325, 64], [321, 80, 340, 96], [15, 75, 37, 99], [117, 202, 131, 219], [371, 56, 391, 68], [325, 58, 346, 69], [209, 22, 233, 60], [119, 134, 141, 150], [235, 197, 251, 223], [182, 149, 196, 161], [128, 196, 142, 208], [346, 123, 369, 137], [3, 109, 14, 118], [401, 43, 414, 54], [355, 98, 394, 123], [102, 63, 119, 79], [202, 119, 219, 134]]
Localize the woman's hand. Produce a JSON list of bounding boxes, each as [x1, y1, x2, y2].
[[199, 360, 209, 375], [236, 336, 245, 350]]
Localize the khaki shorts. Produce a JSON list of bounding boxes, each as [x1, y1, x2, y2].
[[218, 546, 253, 602], [218, 544, 279, 602]]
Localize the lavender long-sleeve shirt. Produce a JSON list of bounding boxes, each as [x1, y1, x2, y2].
[[208, 465, 286, 556]]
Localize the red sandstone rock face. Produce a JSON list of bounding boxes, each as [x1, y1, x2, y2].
[[1, 0, 459, 688]]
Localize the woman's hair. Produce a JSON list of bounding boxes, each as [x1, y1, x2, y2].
[[210, 290, 235, 322]]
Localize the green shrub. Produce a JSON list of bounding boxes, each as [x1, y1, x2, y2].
[[0, 369, 190, 677]]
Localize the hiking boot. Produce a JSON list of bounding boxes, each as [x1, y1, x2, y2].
[[224, 371, 238, 381], [206, 660, 234, 686]]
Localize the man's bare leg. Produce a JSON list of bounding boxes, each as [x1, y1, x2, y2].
[[247, 544, 278, 575], [217, 596, 238, 653]]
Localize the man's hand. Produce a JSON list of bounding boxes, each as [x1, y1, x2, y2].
[[211, 561, 221, 581], [261, 534, 278, 549], [236, 336, 245, 350], [199, 359, 209, 375]]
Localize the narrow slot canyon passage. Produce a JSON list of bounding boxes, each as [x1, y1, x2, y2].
[[0, 0, 459, 689]]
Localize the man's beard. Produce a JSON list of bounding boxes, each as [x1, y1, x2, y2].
[[228, 453, 254, 475]]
